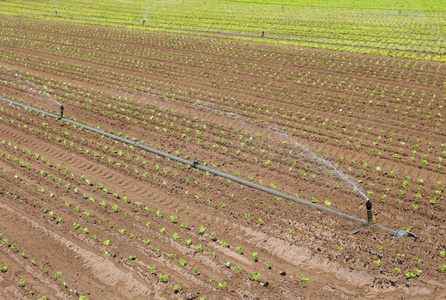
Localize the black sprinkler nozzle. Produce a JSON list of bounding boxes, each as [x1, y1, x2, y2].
[[366, 200, 373, 223]]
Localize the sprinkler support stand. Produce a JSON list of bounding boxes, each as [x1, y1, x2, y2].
[[348, 200, 373, 235]]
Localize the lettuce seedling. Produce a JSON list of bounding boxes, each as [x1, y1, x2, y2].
[[178, 258, 186, 267], [252, 252, 258, 262], [18, 278, 26, 287], [249, 272, 260, 281], [55, 271, 62, 279], [234, 264, 242, 273], [220, 240, 228, 247]]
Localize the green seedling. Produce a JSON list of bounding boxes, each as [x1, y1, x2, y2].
[[249, 272, 260, 281], [18, 278, 26, 287], [252, 252, 258, 262], [160, 274, 168, 283]]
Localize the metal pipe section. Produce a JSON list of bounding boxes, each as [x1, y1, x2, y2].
[[0, 97, 398, 235]]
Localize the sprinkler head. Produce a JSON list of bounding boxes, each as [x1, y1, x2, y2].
[[366, 200, 373, 223], [393, 229, 418, 240]]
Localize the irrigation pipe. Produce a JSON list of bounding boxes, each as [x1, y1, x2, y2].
[[0, 96, 399, 236]]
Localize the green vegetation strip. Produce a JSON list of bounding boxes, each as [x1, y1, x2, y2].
[[0, 96, 399, 236]]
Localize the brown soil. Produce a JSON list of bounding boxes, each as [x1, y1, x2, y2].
[[0, 15, 445, 300]]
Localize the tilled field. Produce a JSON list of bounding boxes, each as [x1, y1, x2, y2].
[[0, 16, 445, 299]]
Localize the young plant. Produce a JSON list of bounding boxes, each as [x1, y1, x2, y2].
[[252, 252, 258, 262], [180, 222, 189, 229], [18, 278, 26, 287], [55, 271, 62, 279], [147, 265, 155, 274], [0, 264, 7, 272], [249, 272, 260, 281], [178, 258, 186, 267]]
